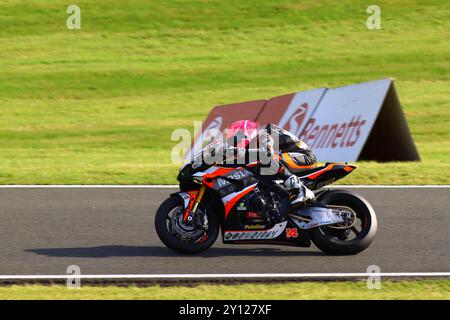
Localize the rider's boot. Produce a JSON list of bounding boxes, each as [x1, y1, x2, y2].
[[283, 175, 315, 207]]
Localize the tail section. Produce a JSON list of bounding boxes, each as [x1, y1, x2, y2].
[[298, 163, 356, 190]]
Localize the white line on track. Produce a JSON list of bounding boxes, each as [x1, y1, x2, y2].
[[0, 273, 449, 280], [0, 185, 448, 188]]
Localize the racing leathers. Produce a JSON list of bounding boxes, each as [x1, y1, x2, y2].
[[199, 122, 317, 207], [256, 123, 316, 206]]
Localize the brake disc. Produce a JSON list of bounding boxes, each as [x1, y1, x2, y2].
[[170, 208, 205, 240]]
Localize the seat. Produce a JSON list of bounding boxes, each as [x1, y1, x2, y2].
[[295, 166, 325, 177]]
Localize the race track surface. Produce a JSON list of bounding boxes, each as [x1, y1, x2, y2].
[[0, 187, 448, 275]]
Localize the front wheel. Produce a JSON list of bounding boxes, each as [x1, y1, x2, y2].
[[155, 196, 219, 254], [308, 189, 377, 255]]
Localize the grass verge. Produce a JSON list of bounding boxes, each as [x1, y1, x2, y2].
[[0, 280, 449, 300]]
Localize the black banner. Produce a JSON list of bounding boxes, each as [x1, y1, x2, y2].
[[1, 300, 447, 318]]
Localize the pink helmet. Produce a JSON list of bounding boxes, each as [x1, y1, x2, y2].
[[225, 120, 260, 148]]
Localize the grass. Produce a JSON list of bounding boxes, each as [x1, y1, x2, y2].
[[0, 280, 449, 300], [0, 0, 449, 184]]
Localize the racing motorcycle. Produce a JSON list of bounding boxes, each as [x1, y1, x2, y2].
[[155, 143, 377, 255]]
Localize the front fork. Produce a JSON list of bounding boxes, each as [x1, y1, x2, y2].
[[182, 184, 207, 223]]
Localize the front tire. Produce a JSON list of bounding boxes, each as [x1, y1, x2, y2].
[[155, 196, 219, 254], [309, 189, 377, 255]]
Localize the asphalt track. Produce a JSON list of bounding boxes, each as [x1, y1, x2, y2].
[[0, 187, 448, 276]]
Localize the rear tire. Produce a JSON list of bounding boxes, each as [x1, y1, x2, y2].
[[309, 189, 377, 255], [155, 196, 219, 254]]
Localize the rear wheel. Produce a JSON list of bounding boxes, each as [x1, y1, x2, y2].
[[308, 189, 377, 255], [155, 196, 219, 254]]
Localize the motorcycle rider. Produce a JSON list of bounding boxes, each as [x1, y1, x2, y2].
[[222, 120, 316, 207]]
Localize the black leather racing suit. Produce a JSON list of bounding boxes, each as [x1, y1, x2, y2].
[[257, 123, 317, 181]]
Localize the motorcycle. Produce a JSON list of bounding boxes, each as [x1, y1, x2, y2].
[[155, 143, 377, 255]]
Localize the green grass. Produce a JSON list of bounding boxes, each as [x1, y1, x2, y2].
[[0, 280, 449, 300], [0, 0, 449, 184]]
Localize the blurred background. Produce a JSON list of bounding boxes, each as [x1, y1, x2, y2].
[[0, 0, 448, 184]]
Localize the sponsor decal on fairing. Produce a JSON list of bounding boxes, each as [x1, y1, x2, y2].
[[224, 221, 288, 241]]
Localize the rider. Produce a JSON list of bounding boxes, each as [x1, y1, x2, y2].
[[223, 120, 316, 207]]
